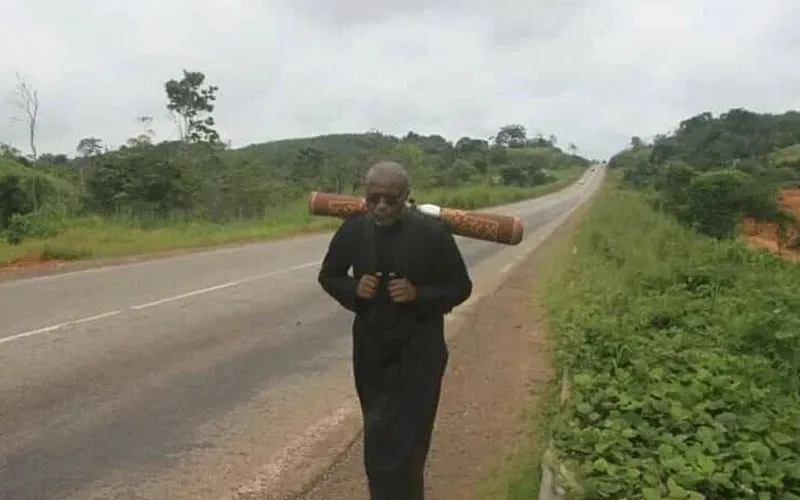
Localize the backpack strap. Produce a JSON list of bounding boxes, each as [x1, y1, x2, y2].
[[360, 213, 378, 275]]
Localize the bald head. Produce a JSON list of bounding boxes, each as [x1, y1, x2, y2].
[[364, 161, 410, 191], [363, 161, 410, 226]]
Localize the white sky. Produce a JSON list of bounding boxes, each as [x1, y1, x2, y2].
[[1, 0, 798, 160]]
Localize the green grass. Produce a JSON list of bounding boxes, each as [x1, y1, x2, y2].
[[0, 157, 79, 196], [770, 143, 800, 164], [0, 167, 585, 266], [527, 177, 800, 498], [476, 181, 599, 500]]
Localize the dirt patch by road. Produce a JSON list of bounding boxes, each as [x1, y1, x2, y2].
[[742, 188, 800, 262], [289, 206, 587, 500]]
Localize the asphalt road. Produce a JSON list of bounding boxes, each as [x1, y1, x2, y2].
[[0, 166, 604, 500]]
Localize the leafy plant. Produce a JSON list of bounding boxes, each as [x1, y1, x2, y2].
[[544, 186, 800, 499]]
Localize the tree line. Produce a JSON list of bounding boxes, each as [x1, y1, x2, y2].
[[1, 69, 590, 243], [608, 108, 800, 243]]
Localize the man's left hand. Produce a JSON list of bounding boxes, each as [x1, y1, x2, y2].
[[388, 278, 417, 303]]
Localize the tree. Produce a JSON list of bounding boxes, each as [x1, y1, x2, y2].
[[126, 116, 156, 148], [1, 124, 589, 232], [164, 70, 220, 144], [445, 158, 478, 186], [76, 137, 104, 192], [684, 170, 753, 238], [0, 143, 24, 162], [76, 137, 103, 157], [38, 153, 69, 165], [9, 72, 40, 161], [495, 125, 527, 148], [85, 145, 197, 216], [0, 175, 33, 229], [291, 147, 325, 183], [630, 136, 645, 149], [138, 115, 155, 137], [390, 143, 435, 188]]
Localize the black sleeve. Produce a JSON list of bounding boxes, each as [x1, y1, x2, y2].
[[317, 218, 360, 313], [415, 225, 473, 315]]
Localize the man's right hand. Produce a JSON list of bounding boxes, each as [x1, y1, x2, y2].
[[356, 274, 379, 299]]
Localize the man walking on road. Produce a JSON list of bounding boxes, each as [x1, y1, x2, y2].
[[318, 161, 473, 499]]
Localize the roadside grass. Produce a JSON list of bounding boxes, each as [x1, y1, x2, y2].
[[0, 167, 585, 266], [523, 178, 800, 498], [475, 177, 602, 500]]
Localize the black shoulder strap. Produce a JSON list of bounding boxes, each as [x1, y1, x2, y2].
[[396, 210, 427, 278], [360, 214, 378, 275]]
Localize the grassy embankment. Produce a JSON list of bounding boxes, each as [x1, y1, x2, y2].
[[493, 175, 800, 498], [0, 167, 585, 267]]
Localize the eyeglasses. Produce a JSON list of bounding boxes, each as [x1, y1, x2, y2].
[[366, 193, 402, 205]]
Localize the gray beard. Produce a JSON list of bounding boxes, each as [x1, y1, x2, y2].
[[369, 206, 406, 227]]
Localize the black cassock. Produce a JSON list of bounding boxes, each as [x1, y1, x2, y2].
[[318, 210, 473, 499]]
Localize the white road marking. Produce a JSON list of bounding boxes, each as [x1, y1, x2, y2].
[[229, 404, 358, 499], [0, 238, 328, 288], [0, 310, 123, 345], [131, 261, 320, 310], [0, 261, 321, 345]]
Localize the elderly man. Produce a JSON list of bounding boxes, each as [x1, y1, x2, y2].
[[317, 161, 473, 499]]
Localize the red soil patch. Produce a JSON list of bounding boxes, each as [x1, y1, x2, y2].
[[741, 188, 800, 262], [0, 253, 70, 271]]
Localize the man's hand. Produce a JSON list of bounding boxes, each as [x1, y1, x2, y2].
[[388, 278, 417, 303], [356, 274, 379, 299]]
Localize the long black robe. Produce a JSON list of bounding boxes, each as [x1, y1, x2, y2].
[[318, 210, 473, 499]]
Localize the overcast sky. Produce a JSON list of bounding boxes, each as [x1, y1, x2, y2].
[[1, 0, 798, 160]]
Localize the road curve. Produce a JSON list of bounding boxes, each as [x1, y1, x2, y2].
[[0, 166, 604, 500]]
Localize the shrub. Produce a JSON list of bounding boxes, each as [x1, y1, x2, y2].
[[545, 186, 800, 499]]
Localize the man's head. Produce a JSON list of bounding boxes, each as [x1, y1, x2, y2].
[[363, 161, 410, 226]]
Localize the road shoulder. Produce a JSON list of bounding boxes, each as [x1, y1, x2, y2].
[[288, 196, 590, 500], [0, 231, 325, 284]]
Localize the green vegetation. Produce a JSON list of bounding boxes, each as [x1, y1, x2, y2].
[[475, 213, 585, 500], [541, 182, 800, 498], [0, 170, 583, 265], [506, 108, 800, 499], [0, 69, 590, 265], [771, 144, 800, 166], [609, 109, 800, 243]]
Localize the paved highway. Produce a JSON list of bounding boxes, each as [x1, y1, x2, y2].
[[0, 166, 604, 500]]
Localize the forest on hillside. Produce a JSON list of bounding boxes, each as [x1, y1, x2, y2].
[[0, 70, 590, 246], [608, 108, 800, 242]]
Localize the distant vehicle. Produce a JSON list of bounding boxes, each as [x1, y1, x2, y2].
[[579, 180, 585, 185]]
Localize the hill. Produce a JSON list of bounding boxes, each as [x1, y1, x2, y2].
[[0, 125, 590, 266], [1, 69, 592, 266], [512, 109, 800, 498], [608, 108, 800, 244]]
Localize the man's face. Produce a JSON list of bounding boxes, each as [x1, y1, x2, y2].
[[365, 179, 408, 226]]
